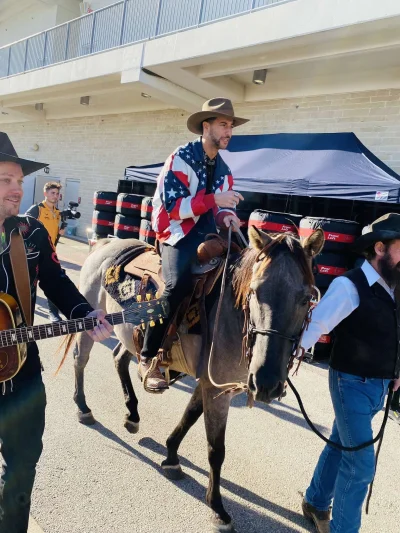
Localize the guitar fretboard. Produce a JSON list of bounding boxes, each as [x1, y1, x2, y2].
[[0, 312, 124, 348]]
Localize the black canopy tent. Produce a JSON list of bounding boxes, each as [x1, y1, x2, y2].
[[124, 133, 400, 204]]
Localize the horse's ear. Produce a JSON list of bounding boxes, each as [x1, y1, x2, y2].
[[249, 226, 273, 251], [302, 228, 324, 258]]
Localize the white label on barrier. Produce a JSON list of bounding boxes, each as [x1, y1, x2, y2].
[[375, 191, 388, 201]]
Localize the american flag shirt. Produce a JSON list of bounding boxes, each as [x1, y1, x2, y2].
[[152, 138, 235, 245]]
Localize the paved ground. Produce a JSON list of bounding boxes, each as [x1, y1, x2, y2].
[[28, 237, 399, 533]]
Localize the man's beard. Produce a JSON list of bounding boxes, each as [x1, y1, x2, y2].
[[0, 201, 20, 220], [210, 132, 231, 150], [379, 253, 400, 287]]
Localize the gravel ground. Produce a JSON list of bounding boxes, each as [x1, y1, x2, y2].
[[28, 238, 399, 533]]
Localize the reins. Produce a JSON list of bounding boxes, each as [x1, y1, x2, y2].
[[207, 225, 394, 511]]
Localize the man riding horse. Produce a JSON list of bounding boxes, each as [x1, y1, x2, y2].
[[137, 98, 249, 392]]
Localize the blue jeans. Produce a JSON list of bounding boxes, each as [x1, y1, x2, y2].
[[305, 368, 391, 533]]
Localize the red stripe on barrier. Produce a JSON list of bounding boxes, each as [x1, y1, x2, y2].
[[248, 220, 296, 233], [114, 224, 140, 232], [93, 198, 117, 206], [117, 201, 141, 210], [317, 334, 331, 344], [92, 218, 114, 227], [141, 205, 153, 213], [299, 227, 356, 244], [317, 264, 347, 276], [139, 228, 156, 238]]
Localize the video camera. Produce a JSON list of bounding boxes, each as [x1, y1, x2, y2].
[[60, 201, 81, 230]]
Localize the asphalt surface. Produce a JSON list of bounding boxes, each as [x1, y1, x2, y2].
[[28, 237, 399, 533]]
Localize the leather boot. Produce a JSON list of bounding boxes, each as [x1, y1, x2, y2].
[[302, 498, 331, 533], [137, 358, 168, 393]]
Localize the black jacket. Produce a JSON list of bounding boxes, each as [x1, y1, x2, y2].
[[330, 267, 400, 379], [1, 215, 93, 384]]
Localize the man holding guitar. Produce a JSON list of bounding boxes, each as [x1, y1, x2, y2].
[[0, 132, 113, 533]]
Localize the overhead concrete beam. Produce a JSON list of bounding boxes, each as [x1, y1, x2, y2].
[[0, 104, 46, 121], [197, 33, 400, 79], [245, 66, 400, 101], [152, 65, 245, 102], [121, 69, 204, 112], [2, 80, 121, 107]]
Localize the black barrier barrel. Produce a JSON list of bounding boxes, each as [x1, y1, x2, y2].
[[139, 219, 156, 245], [312, 333, 333, 362], [93, 191, 118, 213], [116, 193, 144, 217], [114, 214, 141, 239], [141, 197, 153, 221], [299, 217, 360, 252], [248, 210, 302, 235], [313, 251, 348, 289], [92, 210, 115, 235]]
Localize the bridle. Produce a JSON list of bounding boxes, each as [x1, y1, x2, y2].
[[208, 229, 312, 401], [241, 238, 312, 374], [207, 225, 393, 512]]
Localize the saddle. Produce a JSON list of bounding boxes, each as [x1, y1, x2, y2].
[[127, 235, 241, 380]]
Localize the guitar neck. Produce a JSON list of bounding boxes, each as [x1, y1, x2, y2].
[[0, 312, 124, 348]]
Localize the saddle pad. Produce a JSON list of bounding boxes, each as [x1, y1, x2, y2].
[[103, 244, 157, 310]]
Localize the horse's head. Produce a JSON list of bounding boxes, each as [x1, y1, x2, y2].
[[234, 226, 324, 404]]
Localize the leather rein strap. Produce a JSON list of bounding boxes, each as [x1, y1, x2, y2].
[[10, 230, 32, 327], [207, 226, 393, 489]]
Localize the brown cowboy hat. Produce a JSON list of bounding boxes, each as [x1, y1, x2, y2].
[[0, 132, 47, 176], [353, 213, 400, 253], [187, 97, 249, 135]]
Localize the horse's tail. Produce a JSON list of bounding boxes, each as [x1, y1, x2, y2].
[[55, 333, 76, 375]]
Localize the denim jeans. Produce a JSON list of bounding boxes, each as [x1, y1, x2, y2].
[[0, 375, 46, 533], [305, 368, 391, 533]]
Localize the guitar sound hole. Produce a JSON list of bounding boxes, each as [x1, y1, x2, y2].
[[0, 351, 8, 370]]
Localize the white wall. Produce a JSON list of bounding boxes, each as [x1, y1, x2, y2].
[[89, 1, 119, 11], [0, 5, 57, 47], [0, 1, 81, 47], [3, 88, 400, 237]]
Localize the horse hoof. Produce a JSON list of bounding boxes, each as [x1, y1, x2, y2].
[[161, 461, 184, 480], [212, 522, 235, 533], [211, 515, 235, 533], [78, 411, 96, 425], [124, 420, 140, 434]]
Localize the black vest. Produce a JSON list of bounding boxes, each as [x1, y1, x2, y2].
[[330, 267, 400, 379]]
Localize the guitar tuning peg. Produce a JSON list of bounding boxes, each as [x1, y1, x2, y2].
[[146, 293, 151, 301], [150, 320, 155, 327], [159, 318, 163, 324], [141, 322, 146, 330], [155, 291, 160, 299], [136, 295, 142, 302]]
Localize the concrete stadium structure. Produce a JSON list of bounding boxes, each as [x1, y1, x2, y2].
[[1, 0, 400, 235]]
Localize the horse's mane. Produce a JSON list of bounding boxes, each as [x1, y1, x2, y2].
[[232, 233, 314, 308]]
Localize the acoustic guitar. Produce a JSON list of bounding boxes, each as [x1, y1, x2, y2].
[[0, 293, 168, 383]]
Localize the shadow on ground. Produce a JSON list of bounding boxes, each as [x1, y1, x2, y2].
[[88, 422, 311, 533]]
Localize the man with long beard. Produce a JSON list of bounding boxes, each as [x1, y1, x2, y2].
[[300, 212, 400, 533], [137, 98, 248, 392]]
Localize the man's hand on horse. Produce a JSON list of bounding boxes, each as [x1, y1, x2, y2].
[[393, 377, 400, 392], [85, 310, 113, 342], [222, 214, 241, 231], [215, 190, 244, 209]]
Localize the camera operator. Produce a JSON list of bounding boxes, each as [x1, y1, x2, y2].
[[26, 181, 64, 322]]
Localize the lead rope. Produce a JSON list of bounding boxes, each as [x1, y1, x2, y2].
[[207, 225, 250, 400], [286, 371, 394, 514]]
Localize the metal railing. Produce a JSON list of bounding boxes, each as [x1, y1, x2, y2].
[[0, 0, 294, 79]]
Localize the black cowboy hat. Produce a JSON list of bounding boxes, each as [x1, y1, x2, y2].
[[353, 213, 400, 253], [0, 132, 48, 176]]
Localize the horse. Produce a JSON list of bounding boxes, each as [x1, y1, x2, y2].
[[70, 226, 324, 531]]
